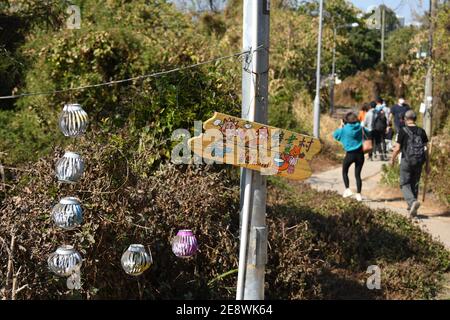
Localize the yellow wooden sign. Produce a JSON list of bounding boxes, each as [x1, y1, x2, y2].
[[189, 112, 321, 180]]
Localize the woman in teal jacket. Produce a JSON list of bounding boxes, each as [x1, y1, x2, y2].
[[333, 112, 371, 201]]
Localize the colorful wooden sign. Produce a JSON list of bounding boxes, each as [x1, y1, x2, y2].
[[189, 112, 321, 181]]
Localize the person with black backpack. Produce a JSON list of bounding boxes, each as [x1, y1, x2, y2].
[[373, 109, 388, 161], [391, 110, 429, 218]]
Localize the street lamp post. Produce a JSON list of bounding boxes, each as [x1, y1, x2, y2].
[[381, 5, 385, 62], [330, 25, 337, 116], [329, 22, 359, 116], [313, 0, 324, 139]]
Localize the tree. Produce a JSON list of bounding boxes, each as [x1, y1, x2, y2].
[[385, 26, 417, 67], [336, 27, 381, 78]]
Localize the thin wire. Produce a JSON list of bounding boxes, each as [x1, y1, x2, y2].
[[393, 0, 407, 12], [380, 0, 406, 14], [0, 49, 258, 100]]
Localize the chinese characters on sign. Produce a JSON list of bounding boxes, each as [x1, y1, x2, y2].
[[187, 112, 321, 181]]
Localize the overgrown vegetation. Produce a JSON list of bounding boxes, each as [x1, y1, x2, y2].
[[1, 0, 449, 300], [0, 0, 379, 165], [0, 138, 448, 299]]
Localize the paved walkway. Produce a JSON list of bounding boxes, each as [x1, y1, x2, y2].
[[306, 155, 450, 250]]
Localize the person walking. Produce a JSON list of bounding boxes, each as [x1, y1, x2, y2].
[[390, 98, 410, 134], [333, 112, 370, 202], [391, 110, 429, 218], [377, 96, 391, 120], [372, 97, 390, 159], [358, 103, 369, 123], [363, 101, 376, 160], [385, 121, 394, 152], [373, 109, 388, 161]]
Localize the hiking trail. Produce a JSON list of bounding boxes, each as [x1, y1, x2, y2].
[[306, 156, 450, 249]]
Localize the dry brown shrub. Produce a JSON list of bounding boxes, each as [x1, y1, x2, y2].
[[0, 136, 324, 299], [0, 135, 448, 300]]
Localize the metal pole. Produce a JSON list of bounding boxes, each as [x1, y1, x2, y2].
[[313, 0, 324, 138], [236, 169, 253, 300], [381, 5, 385, 62], [329, 25, 336, 116], [423, 0, 435, 137], [237, 0, 269, 301], [424, 68, 433, 137]]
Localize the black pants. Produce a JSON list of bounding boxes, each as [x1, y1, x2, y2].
[[368, 131, 375, 158], [373, 130, 386, 157], [400, 160, 423, 208], [343, 148, 365, 193]]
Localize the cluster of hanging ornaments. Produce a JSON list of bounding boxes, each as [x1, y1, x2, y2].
[[47, 104, 88, 286], [120, 230, 199, 277], [47, 104, 200, 282]]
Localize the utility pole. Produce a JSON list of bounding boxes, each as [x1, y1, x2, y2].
[[423, 0, 436, 137], [329, 25, 337, 116], [381, 5, 385, 62], [313, 0, 324, 138], [237, 0, 269, 300]]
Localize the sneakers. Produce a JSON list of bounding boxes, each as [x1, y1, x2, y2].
[[409, 201, 421, 218], [343, 188, 353, 198], [343, 189, 363, 201]]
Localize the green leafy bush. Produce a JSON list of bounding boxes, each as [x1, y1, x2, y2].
[[380, 163, 400, 188], [1, 0, 240, 165]]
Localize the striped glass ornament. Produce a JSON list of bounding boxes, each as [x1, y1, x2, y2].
[[171, 229, 198, 258], [51, 197, 83, 230], [55, 151, 84, 183], [48, 245, 83, 277], [121, 244, 152, 276], [58, 103, 88, 137]]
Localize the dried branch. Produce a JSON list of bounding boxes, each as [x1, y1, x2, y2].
[[0, 236, 12, 256], [15, 284, 28, 295], [5, 233, 16, 300]]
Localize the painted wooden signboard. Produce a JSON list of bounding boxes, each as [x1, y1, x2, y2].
[[189, 112, 321, 181]]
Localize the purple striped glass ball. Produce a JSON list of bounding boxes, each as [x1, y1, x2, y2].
[[171, 229, 198, 258]]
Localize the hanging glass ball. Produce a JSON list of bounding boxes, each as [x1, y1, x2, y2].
[[51, 197, 83, 230], [172, 229, 198, 258], [47, 245, 83, 277], [59, 103, 88, 137], [121, 244, 153, 276], [55, 151, 85, 183]]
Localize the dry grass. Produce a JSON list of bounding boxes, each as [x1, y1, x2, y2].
[[291, 94, 342, 162]]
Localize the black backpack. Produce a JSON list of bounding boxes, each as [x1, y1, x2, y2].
[[374, 112, 387, 132], [403, 127, 426, 166]]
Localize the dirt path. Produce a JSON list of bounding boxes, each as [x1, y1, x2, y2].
[[306, 155, 450, 250]]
